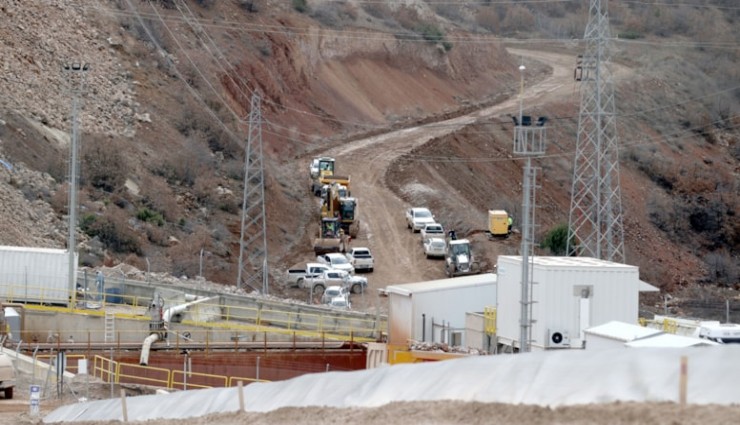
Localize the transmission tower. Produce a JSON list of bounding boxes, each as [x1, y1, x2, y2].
[[566, 0, 625, 263], [237, 93, 269, 294]]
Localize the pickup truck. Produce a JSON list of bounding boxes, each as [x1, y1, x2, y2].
[[285, 262, 331, 288], [405, 207, 435, 233], [316, 253, 355, 274], [346, 247, 374, 273], [309, 269, 368, 294], [420, 223, 445, 242]]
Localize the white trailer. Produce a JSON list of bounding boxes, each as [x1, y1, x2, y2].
[[385, 273, 497, 347], [496, 256, 658, 352], [0, 246, 75, 305]]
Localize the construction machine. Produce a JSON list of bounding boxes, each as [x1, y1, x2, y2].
[[313, 217, 349, 255], [310, 157, 351, 196], [444, 238, 480, 277], [485, 210, 510, 239], [321, 183, 360, 238]]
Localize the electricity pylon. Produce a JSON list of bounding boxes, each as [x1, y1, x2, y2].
[[237, 93, 269, 293], [567, 0, 625, 263]]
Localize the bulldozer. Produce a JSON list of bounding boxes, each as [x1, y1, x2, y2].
[[313, 217, 349, 255], [444, 237, 481, 277], [321, 183, 360, 238], [310, 157, 352, 196]]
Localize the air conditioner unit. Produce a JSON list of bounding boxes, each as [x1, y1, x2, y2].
[[547, 329, 570, 348]]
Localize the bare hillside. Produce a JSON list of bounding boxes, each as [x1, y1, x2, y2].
[[0, 0, 737, 315]]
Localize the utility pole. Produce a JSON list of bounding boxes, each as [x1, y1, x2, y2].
[[236, 93, 269, 294], [64, 62, 89, 308], [567, 0, 625, 263], [512, 62, 547, 353]]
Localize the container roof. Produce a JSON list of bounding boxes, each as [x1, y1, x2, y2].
[[385, 273, 496, 296], [625, 334, 719, 348], [0, 245, 68, 254], [585, 321, 662, 342], [498, 256, 637, 270]]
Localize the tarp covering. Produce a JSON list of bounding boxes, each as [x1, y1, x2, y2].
[[44, 346, 740, 423]]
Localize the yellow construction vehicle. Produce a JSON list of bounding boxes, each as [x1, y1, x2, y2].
[[321, 183, 359, 238], [313, 217, 349, 255], [310, 157, 352, 196]]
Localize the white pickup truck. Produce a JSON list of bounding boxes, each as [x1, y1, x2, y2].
[[405, 207, 435, 233], [309, 269, 368, 295], [285, 262, 331, 289], [346, 247, 374, 273], [316, 253, 355, 274], [420, 223, 445, 242]]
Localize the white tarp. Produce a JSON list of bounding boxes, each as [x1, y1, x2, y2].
[[44, 346, 740, 423]]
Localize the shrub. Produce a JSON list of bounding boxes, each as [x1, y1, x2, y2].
[[136, 207, 165, 226], [704, 251, 738, 287], [362, 2, 392, 20], [81, 135, 128, 193], [292, 0, 308, 13], [80, 211, 142, 254], [540, 223, 574, 256], [238, 0, 259, 13]]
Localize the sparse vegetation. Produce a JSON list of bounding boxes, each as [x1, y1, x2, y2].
[[292, 0, 308, 14], [540, 224, 573, 256]]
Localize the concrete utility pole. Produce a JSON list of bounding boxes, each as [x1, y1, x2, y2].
[[237, 93, 269, 294], [567, 0, 625, 263], [64, 62, 89, 308], [512, 61, 548, 353]]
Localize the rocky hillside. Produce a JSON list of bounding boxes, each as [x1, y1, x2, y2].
[[0, 1, 736, 296]]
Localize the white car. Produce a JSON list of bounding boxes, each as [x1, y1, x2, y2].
[[405, 207, 435, 233], [423, 237, 447, 258], [321, 285, 350, 304], [420, 223, 445, 242], [346, 247, 374, 273], [328, 295, 351, 310], [316, 253, 355, 274]]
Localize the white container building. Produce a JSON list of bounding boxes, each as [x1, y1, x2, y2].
[[385, 273, 496, 347], [496, 256, 658, 352], [584, 321, 663, 350], [0, 246, 75, 305]]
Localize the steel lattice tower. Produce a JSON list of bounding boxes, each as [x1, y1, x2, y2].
[[237, 93, 269, 293], [566, 0, 625, 263]]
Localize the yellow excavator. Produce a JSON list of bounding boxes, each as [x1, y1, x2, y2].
[[321, 183, 359, 238]]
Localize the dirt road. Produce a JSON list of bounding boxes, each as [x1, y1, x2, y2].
[[325, 48, 579, 311]]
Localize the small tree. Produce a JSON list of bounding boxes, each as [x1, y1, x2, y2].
[[540, 223, 573, 256]]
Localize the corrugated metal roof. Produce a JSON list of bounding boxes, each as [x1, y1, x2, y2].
[[585, 321, 662, 342], [498, 256, 636, 270], [625, 333, 720, 348], [385, 273, 496, 296]]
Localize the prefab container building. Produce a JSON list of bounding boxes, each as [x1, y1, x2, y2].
[[0, 246, 75, 305], [496, 256, 658, 352], [385, 273, 496, 347], [584, 321, 663, 351]]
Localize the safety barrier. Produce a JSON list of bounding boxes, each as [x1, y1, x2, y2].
[[172, 369, 227, 390]]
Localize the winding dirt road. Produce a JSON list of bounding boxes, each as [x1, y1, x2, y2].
[[322, 49, 579, 311]]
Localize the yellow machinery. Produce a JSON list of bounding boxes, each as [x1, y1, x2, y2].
[[321, 184, 359, 238], [313, 217, 348, 255], [486, 210, 509, 237]]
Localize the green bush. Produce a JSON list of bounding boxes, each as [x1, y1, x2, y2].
[[80, 213, 142, 254], [540, 223, 574, 256], [136, 207, 165, 226], [618, 30, 643, 40], [292, 0, 308, 13]]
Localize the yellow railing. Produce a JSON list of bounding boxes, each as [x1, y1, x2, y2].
[[172, 370, 227, 390], [484, 306, 497, 335], [118, 362, 171, 387]]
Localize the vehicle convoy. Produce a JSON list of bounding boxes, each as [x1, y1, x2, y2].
[[311, 269, 368, 294], [285, 262, 331, 288], [316, 252, 355, 274], [445, 238, 480, 277], [420, 223, 445, 242], [313, 217, 349, 255], [346, 247, 374, 273], [321, 183, 359, 238], [0, 353, 15, 399], [423, 237, 447, 259], [405, 207, 436, 233]]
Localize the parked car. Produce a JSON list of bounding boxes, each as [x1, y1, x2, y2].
[[310, 269, 368, 294], [328, 295, 351, 310], [316, 252, 355, 274], [285, 262, 331, 288], [346, 247, 374, 273], [405, 207, 435, 233], [420, 223, 445, 242], [321, 285, 350, 304], [423, 237, 447, 259]]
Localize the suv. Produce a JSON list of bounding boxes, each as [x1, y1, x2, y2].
[[321, 285, 350, 304], [405, 207, 435, 233], [346, 247, 374, 273], [420, 223, 445, 242]]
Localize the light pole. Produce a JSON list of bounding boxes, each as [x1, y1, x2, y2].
[[64, 62, 89, 308]]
